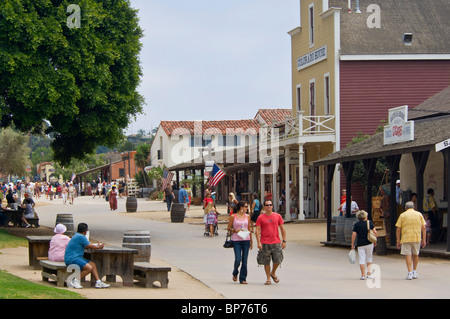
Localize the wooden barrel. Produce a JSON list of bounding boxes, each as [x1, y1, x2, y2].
[[376, 236, 387, 255], [336, 216, 346, 243], [122, 230, 151, 262], [126, 196, 138, 212], [330, 217, 337, 242], [170, 203, 185, 223], [344, 216, 358, 244], [55, 213, 75, 237]]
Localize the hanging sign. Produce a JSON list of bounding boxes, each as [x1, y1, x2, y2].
[[383, 105, 414, 145]]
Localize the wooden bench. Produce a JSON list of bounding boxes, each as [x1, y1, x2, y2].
[[40, 260, 69, 287], [133, 262, 171, 288], [26, 217, 39, 227]]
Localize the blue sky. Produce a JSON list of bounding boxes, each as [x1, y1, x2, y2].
[[126, 0, 299, 135]]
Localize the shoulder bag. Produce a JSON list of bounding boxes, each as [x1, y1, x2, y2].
[[367, 220, 377, 243]]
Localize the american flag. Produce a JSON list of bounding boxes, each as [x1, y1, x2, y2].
[[209, 164, 225, 187], [162, 169, 174, 190]]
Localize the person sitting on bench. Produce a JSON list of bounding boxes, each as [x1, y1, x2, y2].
[[64, 223, 110, 289]]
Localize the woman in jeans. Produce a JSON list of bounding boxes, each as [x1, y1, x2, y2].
[[227, 201, 253, 284], [351, 210, 377, 280]]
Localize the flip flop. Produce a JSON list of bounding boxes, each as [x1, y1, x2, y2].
[[270, 274, 279, 283], [264, 281, 271, 285]]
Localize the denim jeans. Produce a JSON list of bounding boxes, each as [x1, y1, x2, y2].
[[232, 240, 250, 283], [166, 196, 173, 211]]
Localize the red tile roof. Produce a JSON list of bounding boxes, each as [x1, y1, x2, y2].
[[160, 120, 260, 136], [254, 109, 293, 126]]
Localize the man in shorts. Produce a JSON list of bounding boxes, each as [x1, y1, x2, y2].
[[255, 199, 287, 285], [64, 223, 110, 288], [396, 201, 427, 280]]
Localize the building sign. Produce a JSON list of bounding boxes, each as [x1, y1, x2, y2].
[[436, 138, 450, 152], [383, 105, 414, 145], [297, 45, 327, 71]]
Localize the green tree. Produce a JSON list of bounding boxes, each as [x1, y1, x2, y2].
[[0, 128, 31, 177], [0, 0, 144, 165], [134, 143, 150, 187]]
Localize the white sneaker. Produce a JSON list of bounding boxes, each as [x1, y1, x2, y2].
[[95, 280, 110, 288], [412, 271, 418, 279], [70, 278, 83, 289], [406, 272, 413, 280]]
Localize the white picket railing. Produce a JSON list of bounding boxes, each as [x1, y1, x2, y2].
[[261, 113, 335, 144]]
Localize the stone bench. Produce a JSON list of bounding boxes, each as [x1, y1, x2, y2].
[[133, 262, 171, 288], [40, 260, 69, 287]]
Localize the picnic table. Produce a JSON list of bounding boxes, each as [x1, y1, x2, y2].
[[26, 236, 52, 269], [4, 208, 23, 227], [85, 245, 138, 287]]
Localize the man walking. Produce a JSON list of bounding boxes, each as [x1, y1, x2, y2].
[[255, 199, 287, 285], [178, 184, 189, 216], [395, 201, 426, 280]]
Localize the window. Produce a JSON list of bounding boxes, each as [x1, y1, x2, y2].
[[218, 135, 241, 147], [296, 84, 302, 112], [324, 74, 330, 115], [310, 79, 316, 132], [309, 3, 314, 47], [190, 136, 212, 147]]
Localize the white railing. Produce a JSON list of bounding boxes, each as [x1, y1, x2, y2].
[[261, 113, 335, 144]]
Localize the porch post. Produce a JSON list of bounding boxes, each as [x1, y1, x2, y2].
[[285, 148, 291, 221], [443, 149, 450, 252], [272, 153, 277, 211], [326, 164, 336, 242], [386, 155, 401, 246], [363, 158, 377, 220], [412, 151, 429, 214], [342, 161, 355, 218], [298, 144, 305, 220]]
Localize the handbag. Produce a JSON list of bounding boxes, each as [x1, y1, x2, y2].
[[367, 220, 377, 243], [223, 231, 233, 248]]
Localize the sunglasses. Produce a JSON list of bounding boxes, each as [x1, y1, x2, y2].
[[265, 204, 273, 206]]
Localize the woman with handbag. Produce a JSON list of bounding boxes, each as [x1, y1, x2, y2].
[[227, 201, 253, 284], [351, 210, 377, 280]]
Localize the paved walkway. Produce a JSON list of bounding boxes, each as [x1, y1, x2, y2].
[[32, 196, 450, 299]]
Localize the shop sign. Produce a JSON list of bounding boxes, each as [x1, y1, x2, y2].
[[383, 105, 414, 145]]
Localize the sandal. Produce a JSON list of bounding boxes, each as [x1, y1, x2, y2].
[[270, 274, 279, 283], [264, 281, 271, 285]]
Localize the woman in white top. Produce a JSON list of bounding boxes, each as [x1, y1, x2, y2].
[[227, 201, 253, 284]]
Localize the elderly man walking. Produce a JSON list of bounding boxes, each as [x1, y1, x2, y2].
[[395, 201, 427, 280]]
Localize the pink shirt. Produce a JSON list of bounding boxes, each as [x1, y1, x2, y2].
[[48, 234, 71, 262], [231, 214, 250, 241]]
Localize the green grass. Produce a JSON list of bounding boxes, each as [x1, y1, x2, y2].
[[0, 229, 28, 249], [0, 271, 85, 299], [0, 229, 85, 299]]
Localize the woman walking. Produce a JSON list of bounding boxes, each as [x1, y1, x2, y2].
[[227, 201, 252, 284], [109, 186, 118, 211], [351, 210, 377, 280]]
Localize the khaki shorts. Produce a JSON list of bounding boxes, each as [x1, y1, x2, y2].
[[401, 242, 420, 256], [257, 243, 283, 265]]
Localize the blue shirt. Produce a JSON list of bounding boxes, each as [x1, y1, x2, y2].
[[64, 233, 89, 264], [178, 188, 188, 204]]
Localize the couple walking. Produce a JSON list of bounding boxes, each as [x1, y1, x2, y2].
[[227, 199, 286, 285]]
